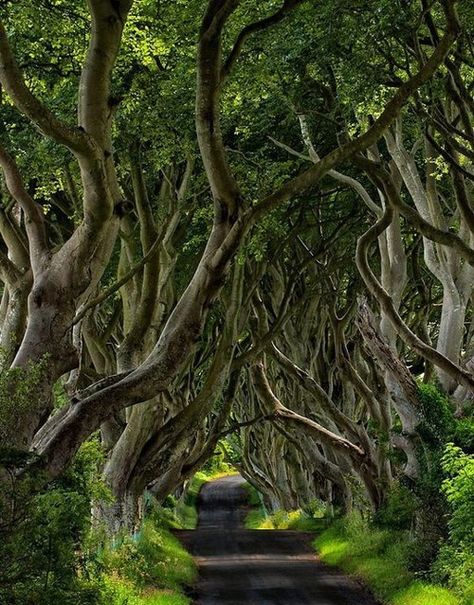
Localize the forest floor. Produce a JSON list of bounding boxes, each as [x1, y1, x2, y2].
[[176, 475, 380, 605]]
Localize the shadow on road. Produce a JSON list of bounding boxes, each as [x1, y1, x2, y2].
[[177, 475, 380, 605]]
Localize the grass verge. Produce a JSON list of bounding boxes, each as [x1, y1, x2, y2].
[[244, 497, 464, 605], [98, 515, 197, 604], [243, 487, 328, 532], [315, 514, 463, 605]]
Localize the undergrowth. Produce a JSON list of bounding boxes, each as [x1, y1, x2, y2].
[[95, 458, 236, 604], [244, 488, 329, 532], [246, 507, 328, 532], [95, 517, 196, 605], [315, 513, 463, 605]]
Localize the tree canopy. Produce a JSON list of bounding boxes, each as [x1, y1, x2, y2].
[[0, 0, 473, 602]]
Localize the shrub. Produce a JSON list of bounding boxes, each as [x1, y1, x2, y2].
[[430, 444, 474, 603], [453, 418, 474, 453], [418, 384, 455, 446], [0, 438, 106, 605], [374, 484, 417, 530]]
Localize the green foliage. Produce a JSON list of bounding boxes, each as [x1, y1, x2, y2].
[[243, 482, 263, 508], [397, 385, 459, 573], [171, 473, 209, 530], [433, 545, 474, 605], [316, 446, 474, 605], [440, 444, 474, 546], [315, 513, 461, 605], [100, 576, 191, 605], [430, 444, 474, 603], [0, 435, 197, 605], [453, 417, 474, 454], [373, 484, 417, 531], [245, 509, 268, 529], [53, 378, 69, 409], [418, 384, 455, 446], [0, 438, 106, 605], [200, 444, 235, 477], [245, 498, 329, 532], [100, 521, 196, 592], [0, 357, 48, 444], [391, 582, 460, 605]]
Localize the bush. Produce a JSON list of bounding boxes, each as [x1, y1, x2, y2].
[[418, 384, 455, 446], [0, 435, 196, 605], [0, 439, 106, 605], [0, 359, 48, 444], [453, 418, 474, 453], [440, 444, 474, 547], [374, 484, 417, 530], [432, 544, 474, 604], [430, 444, 474, 603]]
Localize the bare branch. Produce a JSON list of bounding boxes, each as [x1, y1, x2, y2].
[[355, 203, 474, 392], [72, 232, 163, 325], [252, 362, 366, 458], [0, 144, 48, 271]]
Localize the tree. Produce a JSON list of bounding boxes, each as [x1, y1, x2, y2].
[[0, 0, 467, 539]]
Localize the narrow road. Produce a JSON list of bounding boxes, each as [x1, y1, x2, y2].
[[177, 475, 380, 605]]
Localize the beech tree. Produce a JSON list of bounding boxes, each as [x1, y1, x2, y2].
[[0, 0, 471, 538]]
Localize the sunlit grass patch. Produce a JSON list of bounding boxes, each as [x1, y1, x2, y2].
[[245, 502, 328, 532], [391, 582, 460, 605], [314, 514, 462, 605], [101, 577, 191, 605], [99, 519, 196, 605]]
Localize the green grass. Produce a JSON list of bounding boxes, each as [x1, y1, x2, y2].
[[101, 576, 191, 605], [174, 472, 208, 529], [315, 514, 462, 605], [102, 520, 196, 590], [245, 508, 268, 528], [391, 582, 460, 605], [99, 518, 196, 605], [243, 488, 328, 532], [242, 489, 462, 604], [96, 468, 239, 605], [252, 509, 327, 531]]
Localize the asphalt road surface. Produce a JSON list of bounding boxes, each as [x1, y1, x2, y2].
[[177, 475, 380, 605]]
